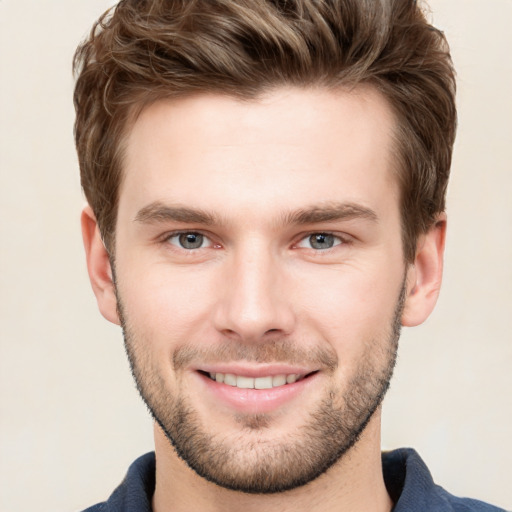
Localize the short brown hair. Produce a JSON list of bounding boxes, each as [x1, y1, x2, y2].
[[73, 0, 456, 261]]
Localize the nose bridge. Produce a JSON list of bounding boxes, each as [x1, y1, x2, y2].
[[213, 238, 294, 340]]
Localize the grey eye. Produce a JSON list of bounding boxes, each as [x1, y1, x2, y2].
[[176, 232, 205, 249], [308, 233, 336, 250]]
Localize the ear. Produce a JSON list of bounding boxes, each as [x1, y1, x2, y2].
[[81, 205, 120, 325], [402, 213, 447, 327]]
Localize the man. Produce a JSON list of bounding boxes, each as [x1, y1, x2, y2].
[[73, 1, 505, 511]]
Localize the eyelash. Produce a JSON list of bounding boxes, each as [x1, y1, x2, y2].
[[163, 231, 216, 250], [160, 230, 350, 252], [294, 232, 349, 251]]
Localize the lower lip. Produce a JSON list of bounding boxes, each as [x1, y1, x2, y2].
[[197, 372, 317, 414]]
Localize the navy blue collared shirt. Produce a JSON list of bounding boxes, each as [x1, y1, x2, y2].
[[82, 448, 507, 511]]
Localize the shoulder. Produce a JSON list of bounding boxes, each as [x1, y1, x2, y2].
[[81, 504, 107, 512], [383, 448, 507, 512], [79, 452, 156, 512]]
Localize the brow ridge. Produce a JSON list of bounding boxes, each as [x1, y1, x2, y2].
[[134, 201, 378, 227], [282, 202, 378, 225], [135, 202, 218, 225]]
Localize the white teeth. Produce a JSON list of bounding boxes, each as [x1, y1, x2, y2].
[[207, 372, 302, 389], [272, 375, 286, 387], [236, 376, 254, 389], [224, 373, 237, 386], [286, 374, 297, 384], [254, 376, 273, 389]]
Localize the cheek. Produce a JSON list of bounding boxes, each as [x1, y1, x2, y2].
[[117, 261, 219, 346], [293, 262, 403, 349]]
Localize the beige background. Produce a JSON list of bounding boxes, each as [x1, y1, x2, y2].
[[1, 1, 511, 510]]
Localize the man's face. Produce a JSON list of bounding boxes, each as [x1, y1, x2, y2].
[[113, 86, 407, 492]]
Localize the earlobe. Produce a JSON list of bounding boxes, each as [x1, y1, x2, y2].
[[81, 205, 121, 325], [402, 213, 447, 327]]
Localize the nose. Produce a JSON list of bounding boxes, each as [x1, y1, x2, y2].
[[212, 243, 296, 342]]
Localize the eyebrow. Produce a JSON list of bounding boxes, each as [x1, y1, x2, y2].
[[135, 202, 218, 225], [134, 201, 378, 227], [282, 202, 378, 225]]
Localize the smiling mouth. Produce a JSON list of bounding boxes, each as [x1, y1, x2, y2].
[[199, 371, 318, 390]]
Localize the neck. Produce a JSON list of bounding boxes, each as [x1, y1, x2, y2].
[[152, 410, 393, 512]]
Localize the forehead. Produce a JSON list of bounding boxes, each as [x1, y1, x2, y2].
[[119, 86, 399, 225]]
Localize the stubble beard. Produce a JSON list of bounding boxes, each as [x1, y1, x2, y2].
[[117, 281, 405, 494]]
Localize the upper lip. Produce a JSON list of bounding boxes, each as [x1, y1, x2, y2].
[[194, 364, 318, 378]]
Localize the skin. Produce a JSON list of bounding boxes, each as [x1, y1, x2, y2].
[[82, 86, 446, 512]]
